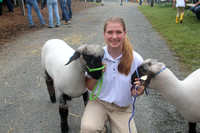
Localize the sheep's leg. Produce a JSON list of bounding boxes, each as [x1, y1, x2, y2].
[[82, 90, 89, 107], [45, 71, 56, 103], [189, 122, 196, 133], [59, 94, 71, 133]]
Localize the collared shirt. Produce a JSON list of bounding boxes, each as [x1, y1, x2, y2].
[[89, 46, 143, 107]]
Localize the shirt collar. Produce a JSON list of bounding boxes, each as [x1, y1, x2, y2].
[[103, 46, 122, 61]]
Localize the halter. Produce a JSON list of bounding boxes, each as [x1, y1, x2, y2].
[[85, 65, 106, 101], [85, 65, 105, 72], [128, 67, 166, 133]]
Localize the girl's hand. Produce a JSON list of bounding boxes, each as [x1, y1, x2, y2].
[[102, 62, 107, 73], [131, 78, 145, 97]]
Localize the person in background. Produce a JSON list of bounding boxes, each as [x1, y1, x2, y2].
[[67, 0, 72, 20], [47, 0, 60, 28], [59, 0, 65, 20], [0, 0, 2, 16], [60, 0, 70, 24], [190, 1, 200, 21], [173, 0, 186, 23], [80, 16, 145, 133], [0, 0, 14, 16], [5, 0, 13, 12], [26, 0, 46, 28], [42, 0, 46, 9]]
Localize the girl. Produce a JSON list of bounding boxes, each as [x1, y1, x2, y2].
[[173, 0, 186, 23], [80, 16, 145, 133]]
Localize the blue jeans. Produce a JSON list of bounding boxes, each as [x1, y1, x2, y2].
[[59, 0, 64, 19], [26, 0, 45, 26], [60, 0, 70, 21], [190, 5, 200, 19], [5, 0, 13, 12], [67, 0, 72, 19], [47, 0, 60, 27]]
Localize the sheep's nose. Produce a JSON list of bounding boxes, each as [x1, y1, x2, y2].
[[91, 72, 102, 79], [93, 75, 101, 80]]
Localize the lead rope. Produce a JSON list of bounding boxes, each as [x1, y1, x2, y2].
[[128, 68, 140, 133], [128, 67, 166, 133], [90, 72, 105, 101], [85, 65, 106, 101]]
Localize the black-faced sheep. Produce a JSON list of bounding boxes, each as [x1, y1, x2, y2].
[[131, 59, 200, 133], [41, 39, 104, 133]]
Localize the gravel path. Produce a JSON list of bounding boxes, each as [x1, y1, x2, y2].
[[0, 1, 199, 133]]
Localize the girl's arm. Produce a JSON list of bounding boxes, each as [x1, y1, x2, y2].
[[173, 0, 176, 8], [85, 77, 97, 91]]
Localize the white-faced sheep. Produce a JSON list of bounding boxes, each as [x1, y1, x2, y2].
[[41, 39, 104, 133], [131, 59, 200, 133]]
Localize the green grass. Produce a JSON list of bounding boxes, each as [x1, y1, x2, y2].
[[138, 4, 200, 74]]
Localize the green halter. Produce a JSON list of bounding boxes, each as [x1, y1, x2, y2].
[[85, 65, 105, 72], [85, 65, 105, 101]]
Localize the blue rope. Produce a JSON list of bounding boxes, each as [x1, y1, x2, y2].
[[128, 85, 139, 133], [128, 67, 166, 133], [156, 67, 167, 75], [128, 69, 140, 133]]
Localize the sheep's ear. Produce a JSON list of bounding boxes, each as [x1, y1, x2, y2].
[[65, 51, 81, 65]]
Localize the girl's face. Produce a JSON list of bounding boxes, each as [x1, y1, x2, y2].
[[104, 23, 127, 49]]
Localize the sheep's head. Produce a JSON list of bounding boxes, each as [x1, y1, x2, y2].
[[131, 59, 165, 87], [66, 44, 104, 79]]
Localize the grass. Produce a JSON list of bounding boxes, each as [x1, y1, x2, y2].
[[138, 3, 200, 74]]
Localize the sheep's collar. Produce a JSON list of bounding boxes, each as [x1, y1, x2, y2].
[[140, 67, 167, 81], [156, 67, 167, 75]]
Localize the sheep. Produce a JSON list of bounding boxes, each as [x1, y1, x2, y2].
[[41, 39, 104, 133], [131, 59, 200, 133]]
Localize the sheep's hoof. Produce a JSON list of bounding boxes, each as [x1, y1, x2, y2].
[[61, 121, 69, 133], [50, 94, 56, 103]]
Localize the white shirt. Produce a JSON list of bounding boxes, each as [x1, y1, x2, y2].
[[88, 46, 143, 107]]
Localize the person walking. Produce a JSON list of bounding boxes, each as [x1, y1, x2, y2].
[[26, 0, 46, 28], [0, 0, 14, 16], [42, 0, 46, 9], [80, 16, 145, 133], [47, 0, 60, 28], [5, 0, 13, 12], [59, 0, 70, 24], [173, 0, 186, 23], [67, 0, 72, 20]]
